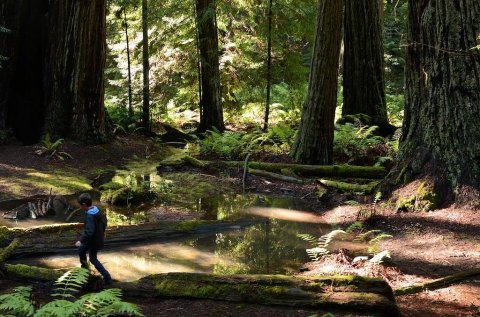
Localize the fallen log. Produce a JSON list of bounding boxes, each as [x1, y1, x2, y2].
[[249, 168, 306, 184], [0, 219, 260, 257], [319, 179, 379, 194], [158, 156, 387, 179], [5, 267, 397, 316], [0, 238, 21, 263], [118, 273, 398, 316], [394, 269, 480, 296]]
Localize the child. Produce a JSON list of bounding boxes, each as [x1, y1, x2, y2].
[[75, 193, 112, 285]]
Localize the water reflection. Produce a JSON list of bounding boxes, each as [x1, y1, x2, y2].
[[13, 210, 328, 281]]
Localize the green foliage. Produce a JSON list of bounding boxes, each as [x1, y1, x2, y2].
[[0, 268, 144, 317], [35, 134, 73, 160], [298, 222, 392, 262], [333, 123, 388, 165], [0, 286, 35, 317]]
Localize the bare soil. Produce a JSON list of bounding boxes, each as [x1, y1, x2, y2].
[[1, 136, 479, 316]]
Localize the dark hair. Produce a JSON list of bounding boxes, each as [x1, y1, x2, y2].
[[77, 193, 93, 207]]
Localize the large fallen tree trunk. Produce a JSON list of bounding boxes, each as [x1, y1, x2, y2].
[[249, 168, 306, 184], [120, 273, 398, 316], [2, 265, 398, 316], [0, 219, 259, 257], [158, 155, 387, 179], [319, 179, 379, 194]]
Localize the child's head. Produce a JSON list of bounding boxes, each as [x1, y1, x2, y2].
[[77, 193, 93, 209]]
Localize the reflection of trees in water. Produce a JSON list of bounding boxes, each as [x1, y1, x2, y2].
[[212, 219, 307, 275]]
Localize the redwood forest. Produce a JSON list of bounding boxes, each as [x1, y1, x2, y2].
[[0, 0, 479, 316]]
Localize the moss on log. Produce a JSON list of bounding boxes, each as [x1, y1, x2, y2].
[[0, 238, 21, 263], [0, 219, 259, 257], [4, 264, 63, 281], [249, 168, 306, 184], [118, 273, 398, 316], [159, 156, 387, 179], [319, 179, 379, 194]]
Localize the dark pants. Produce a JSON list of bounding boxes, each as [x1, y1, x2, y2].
[[78, 243, 111, 281]]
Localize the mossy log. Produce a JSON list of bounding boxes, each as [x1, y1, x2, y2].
[[0, 238, 21, 263], [4, 263, 63, 281], [158, 155, 387, 179], [0, 219, 259, 257], [394, 269, 480, 296], [118, 273, 398, 316], [249, 168, 306, 184], [319, 179, 379, 194]]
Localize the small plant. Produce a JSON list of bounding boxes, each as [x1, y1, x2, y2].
[[0, 268, 144, 317], [298, 222, 392, 262], [35, 134, 72, 160]]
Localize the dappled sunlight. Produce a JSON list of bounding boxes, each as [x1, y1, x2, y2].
[[246, 207, 325, 223], [17, 241, 238, 282]]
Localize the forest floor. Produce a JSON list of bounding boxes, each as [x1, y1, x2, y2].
[[0, 135, 479, 316]]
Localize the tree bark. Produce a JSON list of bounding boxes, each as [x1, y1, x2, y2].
[[43, 0, 106, 143], [0, 0, 107, 144], [342, 0, 394, 134], [195, 0, 224, 133], [142, 0, 151, 133], [123, 6, 133, 119], [386, 0, 480, 206], [291, 0, 344, 165], [263, 0, 273, 132]]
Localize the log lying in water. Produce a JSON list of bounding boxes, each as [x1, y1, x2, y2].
[[119, 273, 398, 316], [158, 155, 387, 179], [249, 168, 306, 184], [0, 219, 260, 257]]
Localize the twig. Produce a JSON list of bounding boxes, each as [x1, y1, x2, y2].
[[242, 153, 251, 194]]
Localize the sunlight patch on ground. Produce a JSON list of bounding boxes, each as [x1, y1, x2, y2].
[[245, 207, 325, 223]]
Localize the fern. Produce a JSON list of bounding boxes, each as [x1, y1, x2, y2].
[[0, 286, 35, 317], [52, 268, 90, 300], [34, 300, 81, 317]]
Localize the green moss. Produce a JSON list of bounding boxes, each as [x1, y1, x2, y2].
[[101, 187, 157, 206], [99, 181, 124, 191], [4, 264, 62, 281], [170, 220, 214, 232], [396, 196, 415, 212], [415, 181, 439, 211]]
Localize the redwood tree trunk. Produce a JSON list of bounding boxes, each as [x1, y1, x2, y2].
[[195, 0, 224, 133], [342, 0, 393, 134], [390, 0, 480, 205], [142, 0, 150, 133], [44, 0, 106, 143], [0, 0, 106, 144], [291, 0, 344, 165]]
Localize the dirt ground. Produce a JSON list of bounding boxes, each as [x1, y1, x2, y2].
[[1, 135, 479, 316]]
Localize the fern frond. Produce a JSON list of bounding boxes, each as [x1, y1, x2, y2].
[[53, 268, 89, 300], [297, 233, 318, 246], [96, 301, 145, 317], [76, 288, 123, 314], [353, 230, 382, 242], [0, 286, 35, 317], [34, 299, 81, 317]]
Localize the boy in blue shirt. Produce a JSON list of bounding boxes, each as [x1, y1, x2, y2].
[[75, 193, 112, 285]]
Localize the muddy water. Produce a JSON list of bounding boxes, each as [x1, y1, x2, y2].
[[9, 194, 330, 281]]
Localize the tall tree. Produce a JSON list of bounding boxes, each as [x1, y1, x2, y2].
[[389, 0, 480, 205], [122, 5, 134, 119], [342, 0, 393, 134], [44, 0, 107, 143], [291, 0, 344, 165], [0, 0, 107, 144], [195, 0, 224, 133], [142, 0, 151, 133], [263, 0, 273, 132]]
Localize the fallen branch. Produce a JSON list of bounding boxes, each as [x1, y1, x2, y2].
[[249, 168, 306, 184], [0, 238, 21, 263], [159, 156, 387, 179], [319, 179, 379, 194], [394, 269, 480, 296]]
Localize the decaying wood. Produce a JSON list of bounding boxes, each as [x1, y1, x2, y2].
[[118, 273, 398, 316], [319, 179, 379, 194], [0, 219, 260, 258], [249, 168, 306, 184], [159, 155, 387, 179], [394, 269, 480, 296], [0, 238, 21, 263]]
